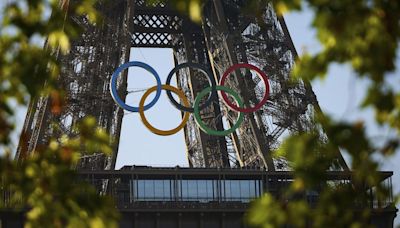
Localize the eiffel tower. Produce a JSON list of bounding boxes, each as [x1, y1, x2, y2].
[[12, 1, 396, 227], [16, 0, 347, 171]]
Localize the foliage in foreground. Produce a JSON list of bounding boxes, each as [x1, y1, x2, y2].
[[1, 118, 118, 228], [244, 0, 400, 227], [0, 0, 118, 227]]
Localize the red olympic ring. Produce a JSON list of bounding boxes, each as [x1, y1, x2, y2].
[[219, 63, 270, 113]]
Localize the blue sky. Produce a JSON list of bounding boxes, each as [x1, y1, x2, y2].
[[116, 48, 188, 167]]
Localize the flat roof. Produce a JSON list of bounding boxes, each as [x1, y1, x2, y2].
[[77, 166, 393, 181]]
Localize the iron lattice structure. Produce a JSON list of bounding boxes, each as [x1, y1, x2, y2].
[[16, 0, 348, 171]]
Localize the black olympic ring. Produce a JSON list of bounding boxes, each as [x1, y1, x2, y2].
[[165, 62, 217, 113]]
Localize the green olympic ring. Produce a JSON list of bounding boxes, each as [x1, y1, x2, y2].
[[194, 86, 244, 136]]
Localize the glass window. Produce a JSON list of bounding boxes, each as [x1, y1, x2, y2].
[[181, 180, 218, 201], [240, 180, 251, 200], [207, 180, 215, 200], [135, 180, 173, 201], [163, 180, 171, 199], [133, 178, 263, 202], [154, 180, 164, 199], [176, 179, 181, 199], [187, 180, 198, 200], [249, 180, 256, 198], [223, 180, 263, 202], [230, 180, 241, 199], [144, 180, 155, 199], [224, 180, 231, 200], [137, 180, 145, 200], [182, 180, 189, 199], [197, 180, 207, 199]]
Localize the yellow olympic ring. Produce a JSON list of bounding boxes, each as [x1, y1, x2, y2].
[[139, 85, 190, 136]]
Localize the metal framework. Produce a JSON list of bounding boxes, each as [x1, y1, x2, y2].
[[16, 0, 347, 171]]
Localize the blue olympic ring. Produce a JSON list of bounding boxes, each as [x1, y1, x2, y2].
[[110, 61, 162, 112]]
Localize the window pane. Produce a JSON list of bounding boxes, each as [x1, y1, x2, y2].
[[210, 180, 219, 200], [154, 180, 164, 199], [240, 180, 251, 200], [187, 180, 198, 200], [198, 180, 207, 199], [230, 180, 240, 199], [137, 180, 145, 200], [224, 180, 231, 200], [176, 179, 181, 200], [144, 180, 155, 199], [182, 180, 188, 199], [163, 180, 171, 200], [206, 180, 213, 200], [249, 180, 256, 198]]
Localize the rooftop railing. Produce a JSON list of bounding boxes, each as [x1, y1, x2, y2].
[[1, 167, 395, 211]]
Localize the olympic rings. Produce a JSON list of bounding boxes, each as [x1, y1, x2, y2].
[[165, 62, 217, 113], [110, 61, 270, 136], [194, 86, 244, 136], [219, 63, 270, 113], [110, 61, 162, 112], [139, 85, 190, 136]]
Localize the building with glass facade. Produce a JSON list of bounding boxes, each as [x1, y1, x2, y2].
[[131, 178, 261, 202], [78, 166, 396, 228], [0, 166, 397, 227]]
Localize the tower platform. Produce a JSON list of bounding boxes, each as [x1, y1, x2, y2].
[[1, 166, 396, 228]]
